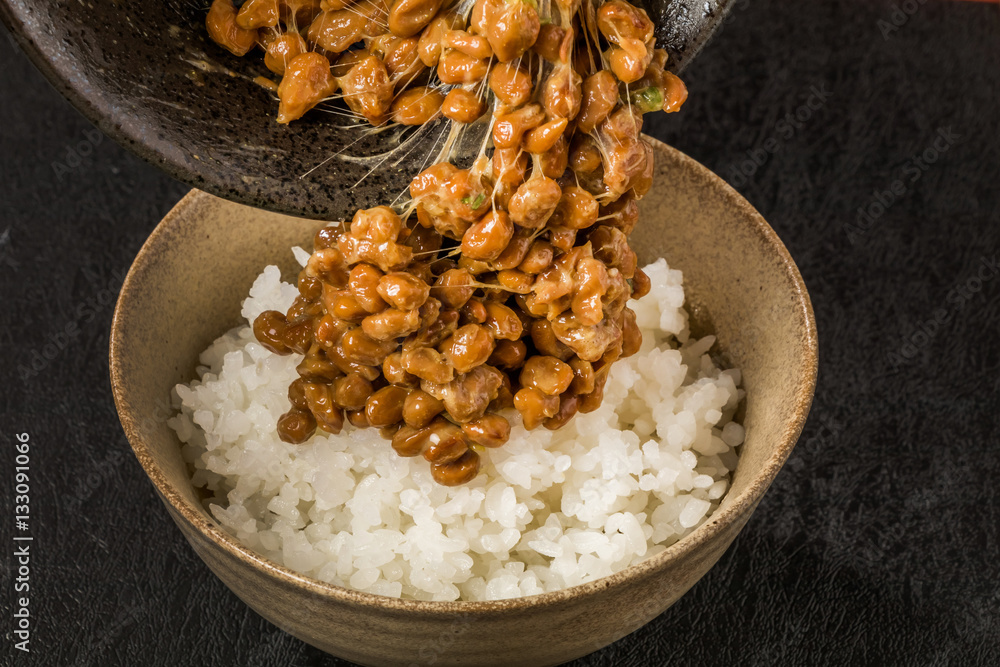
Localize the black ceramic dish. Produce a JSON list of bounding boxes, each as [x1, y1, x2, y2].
[[0, 0, 734, 220]]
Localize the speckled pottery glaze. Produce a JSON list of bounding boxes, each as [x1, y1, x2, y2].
[[110, 138, 817, 667], [0, 0, 736, 221]]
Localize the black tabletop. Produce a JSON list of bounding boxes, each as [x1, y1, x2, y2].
[[2, 0, 999, 665]]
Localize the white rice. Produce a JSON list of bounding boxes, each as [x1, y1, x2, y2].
[[169, 254, 745, 601]]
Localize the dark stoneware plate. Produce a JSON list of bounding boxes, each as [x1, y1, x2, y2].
[[0, 0, 734, 220]]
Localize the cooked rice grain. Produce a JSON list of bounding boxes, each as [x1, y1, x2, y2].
[[169, 255, 744, 601]]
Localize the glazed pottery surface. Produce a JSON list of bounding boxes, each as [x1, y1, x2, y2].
[[110, 138, 816, 667]]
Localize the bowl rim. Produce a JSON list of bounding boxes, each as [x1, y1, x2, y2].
[[110, 138, 818, 615]]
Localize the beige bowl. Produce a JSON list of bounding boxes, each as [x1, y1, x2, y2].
[[110, 138, 817, 667]]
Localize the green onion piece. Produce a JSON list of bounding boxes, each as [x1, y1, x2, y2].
[[462, 192, 487, 209], [631, 86, 664, 114]]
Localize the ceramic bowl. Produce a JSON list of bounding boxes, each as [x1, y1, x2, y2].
[[0, 0, 736, 220], [110, 138, 817, 667]]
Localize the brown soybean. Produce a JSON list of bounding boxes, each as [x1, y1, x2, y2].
[[442, 29, 492, 59], [577, 70, 619, 133], [513, 387, 559, 429], [277, 409, 317, 444], [387, 261, 426, 291], [489, 61, 533, 107], [437, 51, 489, 84], [518, 241, 555, 274], [487, 338, 527, 369], [492, 104, 545, 150], [277, 52, 338, 124], [523, 118, 569, 155], [530, 318, 574, 360], [254, 310, 290, 354], [403, 389, 445, 427], [333, 372, 374, 409], [544, 393, 578, 430], [421, 419, 469, 464], [390, 87, 444, 125], [307, 9, 367, 53], [365, 385, 410, 426], [483, 302, 523, 340], [296, 346, 342, 381], [520, 355, 574, 395], [391, 424, 426, 456], [551, 186, 599, 230], [264, 32, 308, 75], [486, 0, 540, 62], [431, 449, 480, 486], [461, 210, 514, 261], [383, 351, 420, 386], [206, 0, 258, 57], [508, 177, 562, 229], [340, 55, 393, 125], [497, 269, 533, 294], [402, 346, 455, 383], [462, 414, 510, 448], [332, 293, 369, 321], [340, 327, 397, 365], [362, 307, 421, 340], [441, 324, 495, 373], [287, 377, 311, 410], [442, 88, 486, 123], [569, 357, 596, 394], [460, 298, 488, 325], [346, 409, 370, 428], [388, 0, 444, 37], [631, 267, 651, 299], [490, 228, 534, 270], [349, 264, 388, 312], [433, 268, 475, 309], [621, 308, 642, 357], [303, 382, 345, 433]]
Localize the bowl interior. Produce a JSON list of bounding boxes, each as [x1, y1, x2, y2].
[[110, 137, 816, 661], [2, 0, 736, 220]]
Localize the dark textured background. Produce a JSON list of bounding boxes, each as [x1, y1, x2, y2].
[[2, 0, 999, 664]]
